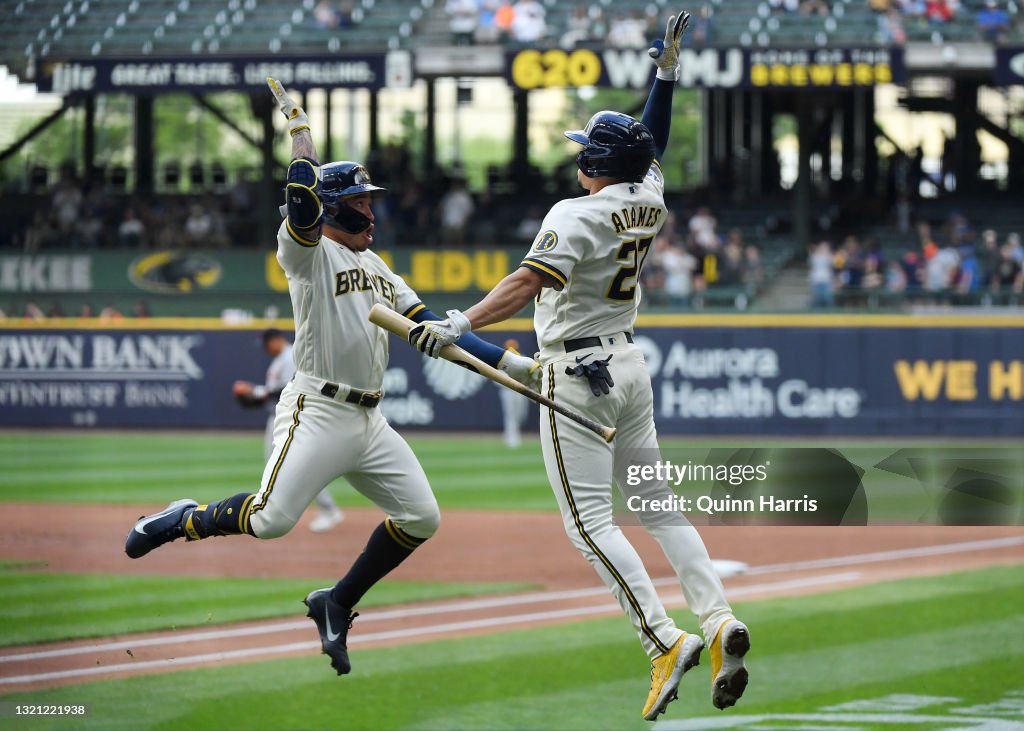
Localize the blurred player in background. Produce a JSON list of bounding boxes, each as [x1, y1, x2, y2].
[[232, 328, 345, 532], [409, 10, 750, 721], [498, 338, 530, 448], [125, 77, 539, 678]]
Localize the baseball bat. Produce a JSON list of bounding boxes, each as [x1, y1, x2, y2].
[[368, 304, 617, 443]]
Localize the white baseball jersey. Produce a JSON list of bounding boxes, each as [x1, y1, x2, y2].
[[525, 159, 736, 662], [277, 223, 421, 390], [246, 222, 438, 542], [521, 163, 667, 349]]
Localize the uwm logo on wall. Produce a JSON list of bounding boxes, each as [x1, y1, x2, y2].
[[505, 47, 905, 89]]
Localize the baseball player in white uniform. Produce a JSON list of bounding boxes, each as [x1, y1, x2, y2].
[[232, 328, 345, 532], [125, 78, 539, 677], [498, 339, 530, 448], [409, 11, 750, 721]]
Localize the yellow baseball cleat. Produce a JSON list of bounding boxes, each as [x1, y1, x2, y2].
[[641, 633, 704, 721], [709, 618, 750, 710]]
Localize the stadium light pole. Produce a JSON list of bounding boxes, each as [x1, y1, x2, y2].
[[83, 95, 96, 181], [134, 95, 154, 195]]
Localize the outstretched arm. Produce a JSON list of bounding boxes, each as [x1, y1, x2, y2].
[[642, 10, 690, 162], [267, 78, 324, 245], [403, 268, 546, 388], [463, 267, 545, 330]]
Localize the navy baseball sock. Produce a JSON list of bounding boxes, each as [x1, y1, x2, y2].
[[183, 492, 256, 540], [331, 518, 427, 608]]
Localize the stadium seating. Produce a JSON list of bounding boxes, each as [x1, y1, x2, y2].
[[2, 0, 430, 77], [4, 0, 1021, 80], [536, 0, 1021, 49]]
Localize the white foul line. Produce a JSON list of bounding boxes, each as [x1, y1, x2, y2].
[[0, 572, 860, 685], [737, 535, 1024, 576], [1, 534, 1020, 668]]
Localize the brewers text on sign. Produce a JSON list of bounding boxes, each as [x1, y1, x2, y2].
[[0, 256, 92, 292]]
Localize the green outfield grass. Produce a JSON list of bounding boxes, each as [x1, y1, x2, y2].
[[0, 433, 552, 511], [4, 565, 1022, 730], [0, 570, 533, 647], [1, 432, 1008, 519]]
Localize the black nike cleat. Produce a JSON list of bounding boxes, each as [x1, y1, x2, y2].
[[304, 588, 359, 675], [124, 499, 198, 559]]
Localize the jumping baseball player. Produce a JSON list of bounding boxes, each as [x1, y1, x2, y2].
[[124, 77, 540, 677], [232, 328, 344, 532], [409, 11, 750, 721]]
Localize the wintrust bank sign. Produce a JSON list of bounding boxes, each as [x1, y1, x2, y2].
[[0, 329, 264, 428]]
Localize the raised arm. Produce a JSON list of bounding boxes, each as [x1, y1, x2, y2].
[[267, 77, 324, 246], [268, 77, 318, 162], [641, 10, 690, 162]]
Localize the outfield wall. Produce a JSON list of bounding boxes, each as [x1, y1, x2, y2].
[[1, 315, 1022, 435]]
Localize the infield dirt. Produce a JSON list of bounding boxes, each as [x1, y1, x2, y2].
[[1, 503, 1021, 690]]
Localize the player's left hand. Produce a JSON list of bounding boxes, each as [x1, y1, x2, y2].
[[500, 350, 542, 391], [648, 10, 690, 81], [409, 309, 472, 358], [232, 380, 254, 397]]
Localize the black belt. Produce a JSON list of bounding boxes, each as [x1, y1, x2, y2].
[[320, 382, 382, 408], [563, 332, 633, 353]]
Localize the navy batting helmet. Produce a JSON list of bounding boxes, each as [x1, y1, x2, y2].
[[565, 111, 656, 183], [320, 161, 386, 234]]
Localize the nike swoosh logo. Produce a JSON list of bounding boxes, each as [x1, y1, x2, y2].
[[324, 605, 340, 641], [133, 525, 149, 535], [575, 355, 590, 363]]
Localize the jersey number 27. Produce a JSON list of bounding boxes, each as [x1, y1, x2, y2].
[[607, 236, 654, 301]]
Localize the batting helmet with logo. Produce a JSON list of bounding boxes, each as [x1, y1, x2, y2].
[[320, 161, 387, 234], [564, 111, 656, 184]]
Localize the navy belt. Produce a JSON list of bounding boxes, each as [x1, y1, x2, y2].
[[563, 332, 633, 353]]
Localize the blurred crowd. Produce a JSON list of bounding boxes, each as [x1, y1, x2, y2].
[[0, 301, 152, 321], [770, 0, 833, 14], [444, 0, 548, 45], [641, 206, 764, 307], [442, 0, 1016, 49], [808, 214, 1024, 308], [444, 0, 716, 48], [869, 0, 1016, 44], [4, 149, 573, 254], [13, 167, 250, 251], [312, 0, 359, 29]]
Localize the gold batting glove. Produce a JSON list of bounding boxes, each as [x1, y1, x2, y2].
[[648, 10, 691, 81], [266, 76, 311, 136]]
